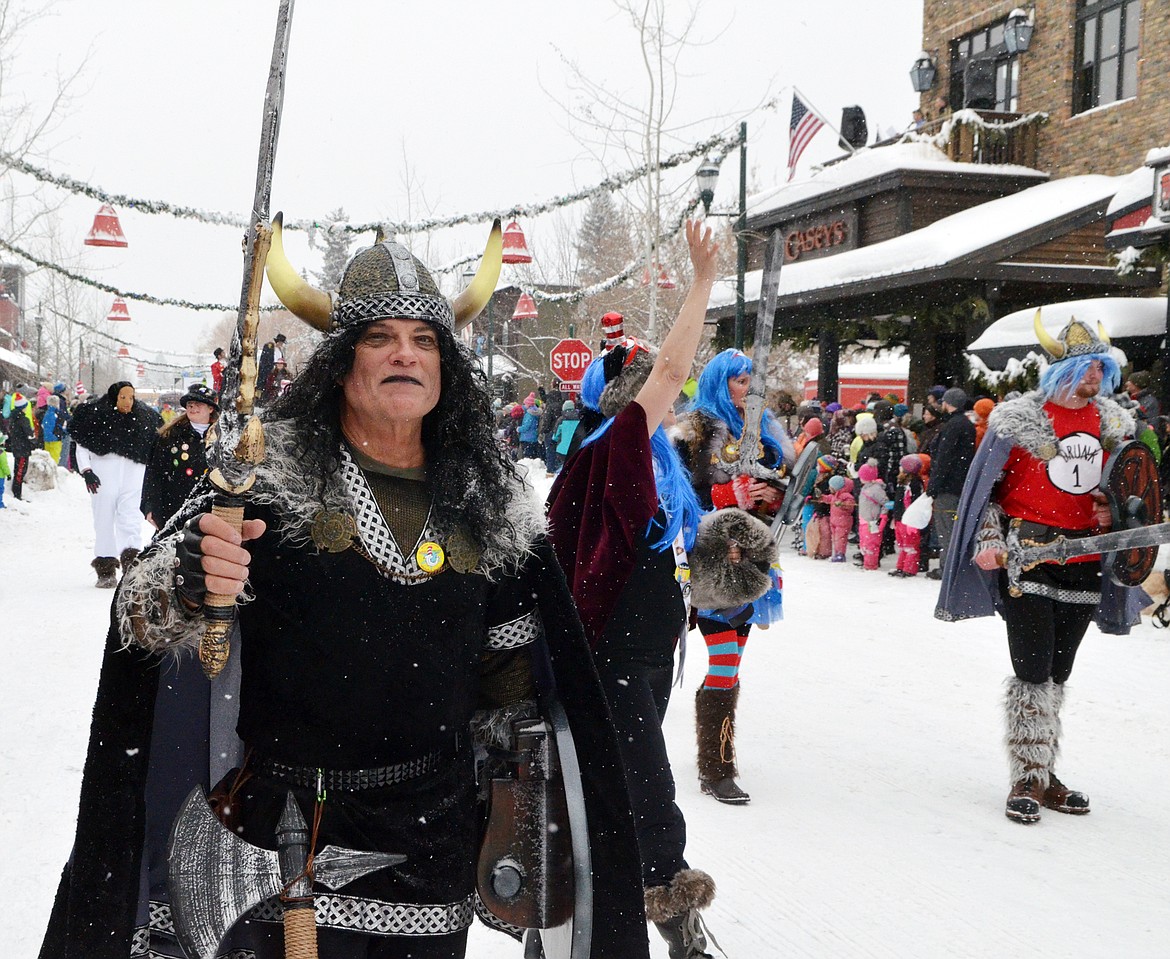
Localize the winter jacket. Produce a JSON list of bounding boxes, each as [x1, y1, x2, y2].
[[822, 489, 855, 531], [141, 418, 211, 527], [552, 411, 581, 455], [4, 408, 37, 457], [42, 406, 61, 443], [925, 409, 976, 498], [858, 479, 888, 525], [873, 422, 908, 492], [518, 406, 541, 443]]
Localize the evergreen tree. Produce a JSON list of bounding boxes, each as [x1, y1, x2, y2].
[[311, 207, 353, 293], [576, 192, 633, 286]]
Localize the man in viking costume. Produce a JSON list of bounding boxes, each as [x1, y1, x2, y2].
[[936, 313, 1148, 824], [39, 221, 648, 959]]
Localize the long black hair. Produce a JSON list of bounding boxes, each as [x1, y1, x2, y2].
[[265, 323, 526, 555]]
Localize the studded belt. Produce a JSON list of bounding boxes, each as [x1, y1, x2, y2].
[[252, 749, 449, 792]]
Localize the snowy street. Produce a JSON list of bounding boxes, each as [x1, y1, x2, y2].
[[3, 467, 1169, 957]]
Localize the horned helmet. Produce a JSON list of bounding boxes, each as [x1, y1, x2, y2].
[[265, 213, 502, 335], [1033, 308, 1111, 361]]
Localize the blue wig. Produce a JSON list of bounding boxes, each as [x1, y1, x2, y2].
[[688, 349, 789, 463], [579, 353, 701, 551], [1038, 352, 1120, 402]]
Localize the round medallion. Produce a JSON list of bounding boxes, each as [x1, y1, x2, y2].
[[181, 453, 189, 461], [311, 509, 357, 553], [181, 443, 189, 451], [415, 541, 446, 574], [185, 467, 194, 476], [446, 526, 481, 573]]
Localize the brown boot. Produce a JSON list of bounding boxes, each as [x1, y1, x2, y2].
[[92, 556, 119, 589], [119, 547, 140, 574], [1043, 773, 1091, 815], [695, 685, 750, 804], [1003, 678, 1057, 824], [1006, 777, 1044, 824]]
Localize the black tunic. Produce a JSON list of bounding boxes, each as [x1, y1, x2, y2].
[[140, 420, 209, 527]]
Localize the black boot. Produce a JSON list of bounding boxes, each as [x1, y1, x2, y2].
[[646, 869, 717, 959], [696, 686, 750, 804], [119, 547, 140, 574], [92, 556, 119, 589]]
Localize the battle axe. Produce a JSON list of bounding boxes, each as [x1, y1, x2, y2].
[[168, 787, 404, 959]]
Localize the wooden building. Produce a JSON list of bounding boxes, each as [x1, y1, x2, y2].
[[708, 0, 1168, 404]]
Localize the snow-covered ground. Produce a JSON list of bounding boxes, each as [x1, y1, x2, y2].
[[3, 466, 1170, 958]]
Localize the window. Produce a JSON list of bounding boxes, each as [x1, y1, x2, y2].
[[1075, 0, 1141, 113], [948, 20, 1020, 112]]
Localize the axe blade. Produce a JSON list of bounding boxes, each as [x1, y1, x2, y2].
[[167, 787, 283, 959], [314, 845, 407, 891]]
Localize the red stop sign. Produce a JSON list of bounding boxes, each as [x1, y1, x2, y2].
[[549, 338, 593, 388]]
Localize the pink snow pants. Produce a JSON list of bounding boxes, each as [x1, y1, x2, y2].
[[858, 517, 885, 570], [894, 520, 920, 575]]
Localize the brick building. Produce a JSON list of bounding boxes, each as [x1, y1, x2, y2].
[[706, 0, 1167, 403]]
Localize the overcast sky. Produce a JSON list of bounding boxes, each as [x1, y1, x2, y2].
[[8, 0, 924, 362]]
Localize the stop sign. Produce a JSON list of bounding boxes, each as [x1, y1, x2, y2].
[[549, 338, 593, 389]]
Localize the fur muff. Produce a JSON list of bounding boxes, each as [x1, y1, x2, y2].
[[644, 868, 716, 923], [1003, 677, 1059, 789], [689, 508, 777, 610], [599, 348, 655, 419]]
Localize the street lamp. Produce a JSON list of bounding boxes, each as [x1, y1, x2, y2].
[[910, 52, 937, 93], [1004, 8, 1035, 55], [695, 121, 749, 349]]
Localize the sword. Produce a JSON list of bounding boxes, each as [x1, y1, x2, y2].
[[733, 229, 784, 484], [1005, 520, 1170, 597], [199, 0, 295, 679]]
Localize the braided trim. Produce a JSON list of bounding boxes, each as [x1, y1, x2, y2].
[[335, 291, 454, 331]]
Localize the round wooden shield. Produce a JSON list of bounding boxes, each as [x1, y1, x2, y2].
[[1100, 440, 1162, 587]]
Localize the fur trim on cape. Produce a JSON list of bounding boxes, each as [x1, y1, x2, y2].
[[675, 411, 737, 488], [599, 349, 655, 419], [987, 391, 1133, 461], [689, 508, 776, 610], [644, 868, 716, 923]]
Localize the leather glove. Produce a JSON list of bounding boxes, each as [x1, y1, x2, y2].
[[82, 469, 101, 494], [173, 515, 209, 612]]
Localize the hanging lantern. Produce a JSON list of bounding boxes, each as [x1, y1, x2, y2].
[[106, 297, 132, 322], [657, 268, 676, 290], [85, 204, 129, 248], [117, 346, 130, 357], [501, 221, 533, 264], [136, 363, 145, 377], [512, 291, 539, 321]]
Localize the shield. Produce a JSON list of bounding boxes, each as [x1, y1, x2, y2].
[[1100, 440, 1162, 587]]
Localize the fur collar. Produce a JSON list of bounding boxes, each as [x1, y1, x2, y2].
[[250, 419, 543, 579], [987, 390, 1133, 461]]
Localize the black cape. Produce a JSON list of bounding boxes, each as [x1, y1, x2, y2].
[[70, 397, 161, 464]]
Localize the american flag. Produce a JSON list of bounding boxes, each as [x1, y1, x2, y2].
[[787, 94, 826, 181]]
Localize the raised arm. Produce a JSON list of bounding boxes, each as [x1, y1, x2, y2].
[[634, 221, 720, 434]]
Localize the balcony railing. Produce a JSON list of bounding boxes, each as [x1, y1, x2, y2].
[[922, 109, 1046, 168]]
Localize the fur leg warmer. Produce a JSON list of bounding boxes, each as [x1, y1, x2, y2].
[[92, 556, 119, 589], [696, 685, 740, 783], [644, 869, 716, 923], [1003, 677, 1059, 790]]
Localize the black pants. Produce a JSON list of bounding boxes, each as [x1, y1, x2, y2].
[[12, 455, 28, 499], [595, 658, 688, 888], [998, 563, 1099, 684]]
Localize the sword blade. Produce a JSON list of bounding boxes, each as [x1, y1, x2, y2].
[[1018, 522, 1170, 565], [736, 230, 784, 478]]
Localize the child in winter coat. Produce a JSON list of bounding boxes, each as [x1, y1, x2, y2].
[[805, 459, 837, 559], [890, 454, 925, 578], [550, 400, 580, 472], [821, 474, 855, 562], [799, 454, 837, 556], [856, 462, 891, 570]]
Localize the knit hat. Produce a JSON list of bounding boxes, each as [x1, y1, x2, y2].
[[858, 463, 879, 482], [804, 417, 824, 437], [893, 403, 909, 418], [524, 392, 537, 406], [562, 399, 575, 412], [816, 454, 837, 472], [509, 404, 524, 419], [942, 387, 967, 409], [973, 398, 995, 420], [825, 402, 842, 413], [855, 415, 877, 436], [928, 385, 946, 401], [47, 395, 60, 409], [180, 383, 219, 411], [917, 453, 931, 474], [828, 475, 846, 491], [899, 454, 922, 475], [1129, 371, 1151, 389], [12, 392, 27, 408]]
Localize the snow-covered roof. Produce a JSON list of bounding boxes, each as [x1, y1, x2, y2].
[[1106, 165, 1155, 217], [804, 357, 911, 381], [745, 140, 1044, 219], [471, 350, 520, 378], [0, 346, 36, 373], [968, 296, 1167, 351], [1105, 150, 1170, 245], [710, 174, 1122, 310]]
